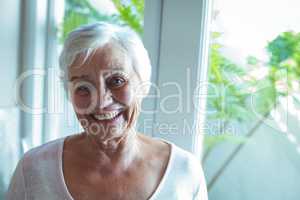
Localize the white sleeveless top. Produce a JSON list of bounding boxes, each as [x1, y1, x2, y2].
[[6, 136, 208, 200]]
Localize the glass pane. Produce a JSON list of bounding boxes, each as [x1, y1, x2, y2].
[[204, 0, 300, 199]]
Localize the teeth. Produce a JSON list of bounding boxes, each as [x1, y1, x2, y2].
[[93, 111, 119, 120]]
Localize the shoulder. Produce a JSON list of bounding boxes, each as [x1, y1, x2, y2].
[[22, 137, 65, 162], [137, 134, 170, 156], [19, 136, 67, 174], [145, 136, 202, 176], [171, 144, 203, 178], [169, 143, 207, 198], [6, 136, 68, 199]]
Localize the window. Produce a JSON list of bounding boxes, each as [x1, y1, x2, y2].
[[203, 0, 300, 199]]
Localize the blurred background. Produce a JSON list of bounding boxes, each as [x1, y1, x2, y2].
[[0, 0, 300, 199]]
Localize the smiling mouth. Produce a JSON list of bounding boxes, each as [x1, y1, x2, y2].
[[91, 110, 123, 122]]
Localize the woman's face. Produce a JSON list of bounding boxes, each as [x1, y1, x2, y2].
[[68, 42, 140, 140]]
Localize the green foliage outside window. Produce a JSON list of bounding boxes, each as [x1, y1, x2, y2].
[[60, 0, 143, 42]]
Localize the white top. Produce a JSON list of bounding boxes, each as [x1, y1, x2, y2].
[[6, 137, 208, 200]]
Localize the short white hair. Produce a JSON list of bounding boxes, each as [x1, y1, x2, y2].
[[59, 22, 152, 96]]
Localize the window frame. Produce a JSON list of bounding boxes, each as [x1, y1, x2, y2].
[[143, 0, 212, 155]]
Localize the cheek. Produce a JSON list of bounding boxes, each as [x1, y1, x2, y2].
[[112, 85, 134, 106], [73, 95, 93, 110]]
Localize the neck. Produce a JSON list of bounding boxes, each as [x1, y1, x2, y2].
[[84, 129, 141, 173]]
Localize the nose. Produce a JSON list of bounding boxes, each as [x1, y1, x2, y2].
[[96, 83, 113, 110]]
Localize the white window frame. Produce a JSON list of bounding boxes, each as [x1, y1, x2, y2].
[[143, 0, 212, 155], [18, 0, 49, 151], [18, 0, 64, 151]]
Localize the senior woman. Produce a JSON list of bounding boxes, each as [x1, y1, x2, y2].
[[6, 22, 207, 200]]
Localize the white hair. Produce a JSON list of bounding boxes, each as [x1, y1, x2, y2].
[[59, 22, 152, 96]]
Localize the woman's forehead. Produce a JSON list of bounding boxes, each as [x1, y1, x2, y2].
[[69, 43, 133, 77]]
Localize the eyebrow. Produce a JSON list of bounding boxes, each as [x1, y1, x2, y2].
[[69, 68, 127, 81], [69, 75, 90, 81]]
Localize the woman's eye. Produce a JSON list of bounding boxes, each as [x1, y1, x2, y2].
[[107, 76, 126, 88], [75, 86, 90, 96]]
